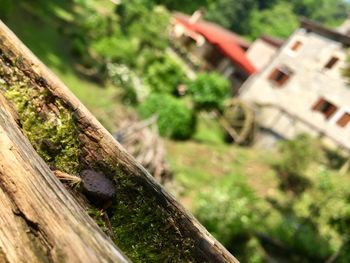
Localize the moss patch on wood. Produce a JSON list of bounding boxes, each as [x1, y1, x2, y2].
[[110, 170, 196, 263], [0, 54, 197, 262], [4, 84, 80, 174]]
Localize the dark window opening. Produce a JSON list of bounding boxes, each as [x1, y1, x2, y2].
[[324, 56, 339, 69], [312, 98, 338, 119], [336, 112, 350, 127], [291, 41, 302, 51], [268, 66, 293, 87]]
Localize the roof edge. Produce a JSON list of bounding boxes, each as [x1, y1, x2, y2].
[[300, 18, 350, 46]]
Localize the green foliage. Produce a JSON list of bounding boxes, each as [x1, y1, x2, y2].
[[157, 0, 349, 39], [249, 2, 299, 39], [194, 175, 266, 262], [127, 5, 170, 51], [0, 0, 14, 19], [294, 0, 349, 27], [154, 0, 208, 14], [267, 168, 350, 261], [144, 55, 187, 95], [135, 48, 165, 72], [274, 134, 320, 193], [205, 0, 257, 34], [116, 0, 170, 52], [91, 34, 139, 66], [188, 72, 230, 111], [138, 94, 195, 139], [276, 134, 319, 177]]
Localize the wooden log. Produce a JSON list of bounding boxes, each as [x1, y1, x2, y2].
[[0, 94, 130, 263], [0, 20, 239, 262]]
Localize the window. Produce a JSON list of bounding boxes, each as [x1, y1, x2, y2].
[[268, 66, 293, 87], [291, 40, 302, 51], [324, 56, 339, 69], [312, 98, 338, 119], [336, 112, 350, 127]]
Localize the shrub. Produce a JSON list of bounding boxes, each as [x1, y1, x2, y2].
[[144, 55, 187, 95], [194, 175, 265, 262], [187, 72, 230, 111], [138, 94, 195, 139], [274, 134, 320, 193], [276, 134, 320, 176]]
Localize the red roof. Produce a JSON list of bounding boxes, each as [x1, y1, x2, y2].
[[173, 13, 257, 75]]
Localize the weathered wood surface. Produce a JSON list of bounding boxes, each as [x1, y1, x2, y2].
[[0, 20, 239, 262], [0, 94, 130, 263]]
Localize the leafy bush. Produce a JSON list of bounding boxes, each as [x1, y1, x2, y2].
[[138, 94, 195, 139], [194, 175, 265, 262], [274, 134, 320, 193], [276, 134, 318, 175], [144, 56, 187, 95], [127, 5, 170, 51], [187, 72, 230, 111], [136, 48, 165, 73], [268, 168, 350, 261], [91, 34, 138, 66]]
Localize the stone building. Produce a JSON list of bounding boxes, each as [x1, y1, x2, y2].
[[246, 35, 284, 71], [240, 19, 350, 151]]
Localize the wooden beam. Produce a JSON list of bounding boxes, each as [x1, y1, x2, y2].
[[0, 94, 130, 263], [0, 20, 238, 262]]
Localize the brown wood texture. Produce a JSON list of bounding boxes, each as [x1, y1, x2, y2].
[[0, 94, 130, 263], [0, 20, 239, 262]]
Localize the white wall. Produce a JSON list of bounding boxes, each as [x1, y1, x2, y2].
[[246, 39, 279, 71], [240, 28, 350, 150]]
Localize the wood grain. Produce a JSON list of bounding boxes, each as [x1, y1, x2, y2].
[[0, 94, 130, 263]]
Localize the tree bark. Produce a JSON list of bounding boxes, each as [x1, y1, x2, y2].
[[0, 20, 239, 263]]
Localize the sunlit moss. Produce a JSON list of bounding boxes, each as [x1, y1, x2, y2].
[[4, 84, 80, 174], [110, 169, 196, 263]]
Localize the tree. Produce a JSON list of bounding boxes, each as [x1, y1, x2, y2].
[[249, 2, 299, 39], [205, 0, 257, 35], [293, 0, 349, 27], [116, 0, 170, 51], [144, 55, 187, 95]]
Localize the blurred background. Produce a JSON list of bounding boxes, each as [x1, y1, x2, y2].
[[1, 0, 350, 262]]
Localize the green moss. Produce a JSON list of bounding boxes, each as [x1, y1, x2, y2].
[[109, 170, 196, 263], [4, 84, 80, 174], [87, 207, 109, 233]]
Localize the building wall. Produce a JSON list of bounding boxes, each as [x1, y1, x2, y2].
[[240, 28, 350, 150], [246, 39, 279, 71]]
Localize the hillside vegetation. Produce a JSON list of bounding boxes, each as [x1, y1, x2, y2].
[[1, 0, 350, 262]]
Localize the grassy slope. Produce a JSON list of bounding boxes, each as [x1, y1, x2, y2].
[[165, 113, 278, 209]]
